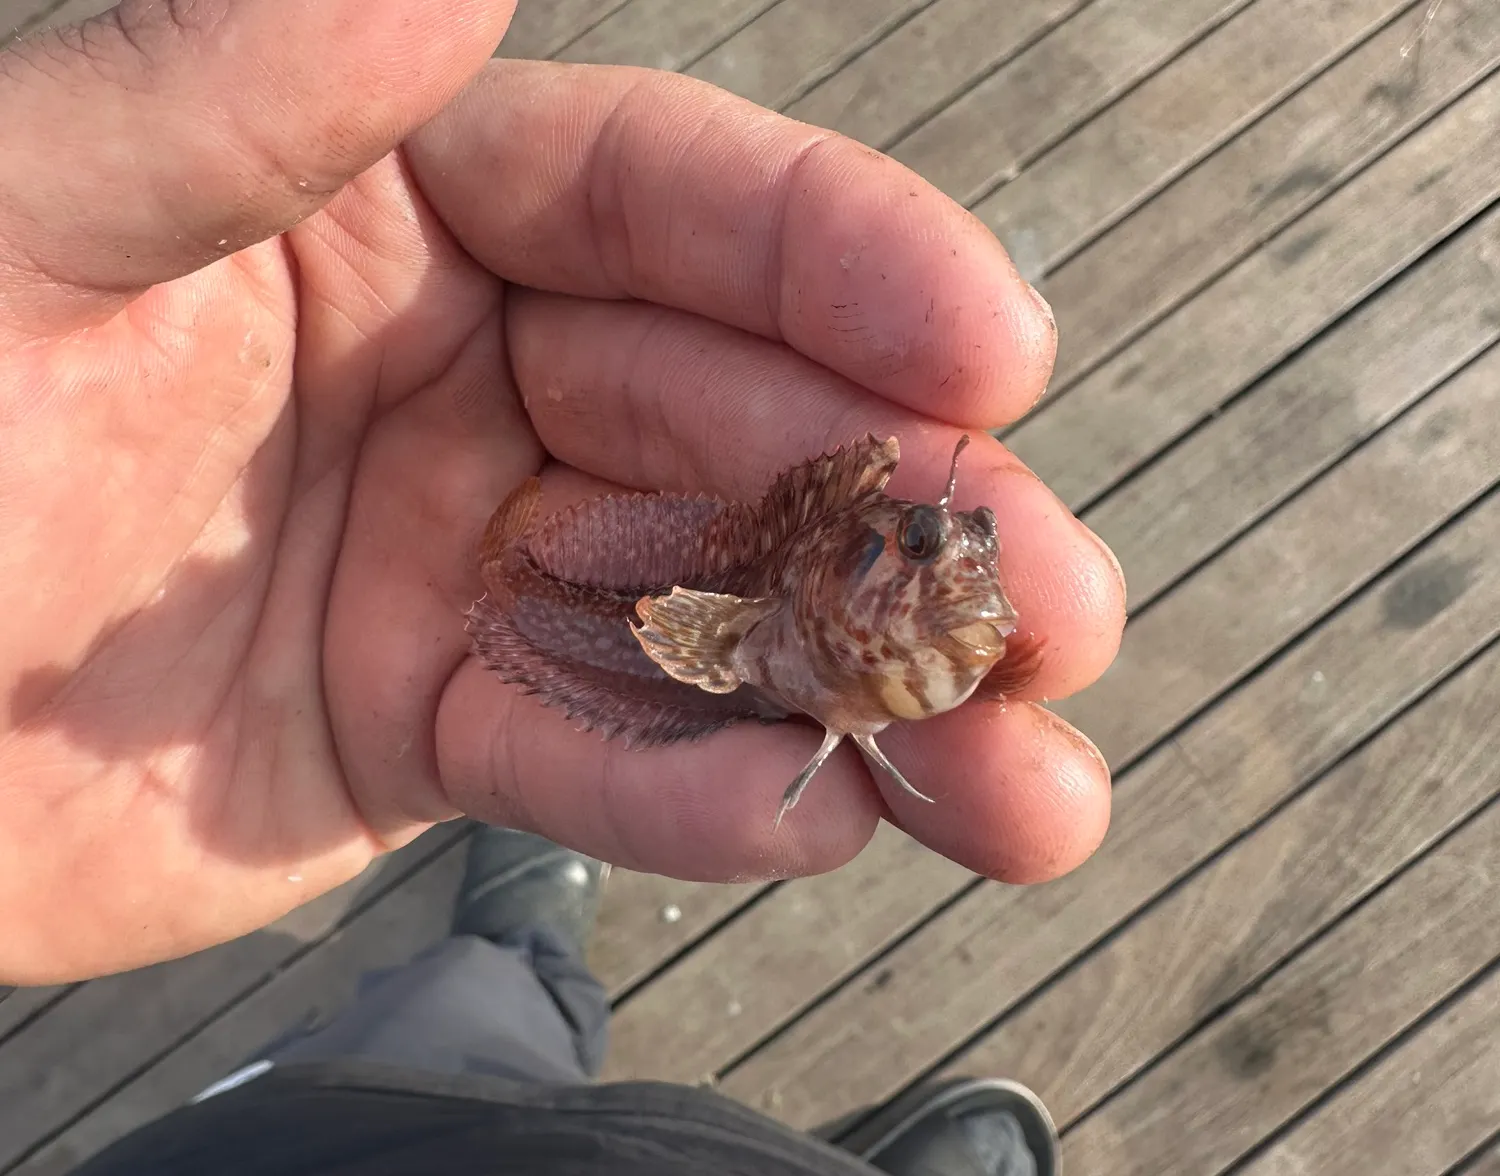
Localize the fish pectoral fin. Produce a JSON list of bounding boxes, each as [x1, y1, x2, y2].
[[631, 587, 780, 694], [479, 477, 542, 565]]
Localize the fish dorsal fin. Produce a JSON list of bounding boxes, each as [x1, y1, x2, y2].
[[484, 435, 899, 593], [743, 434, 900, 559], [524, 492, 735, 591], [632, 587, 781, 693]]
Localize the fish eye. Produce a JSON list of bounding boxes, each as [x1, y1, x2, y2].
[[897, 506, 945, 563]]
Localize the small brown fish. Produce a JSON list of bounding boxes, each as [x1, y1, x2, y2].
[[467, 434, 1033, 826]]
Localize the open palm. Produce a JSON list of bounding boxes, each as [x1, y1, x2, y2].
[[0, 0, 1124, 985]]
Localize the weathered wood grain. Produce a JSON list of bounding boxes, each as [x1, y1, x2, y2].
[[555, 0, 779, 72], [934, 631, 1500, 1127], [889, 0, 1255, 207], [600, 822, 972, 1084], [977, 0, 1420, 278], [0, 986, 71, 1046], [598, 334, 1500, 1087], [718, 486, 1500, 1128], [683, 0, 927, 112], [784, 0, 1086, 151], [1081, 202, 1500, 608], [1009, 69, 1500, 510], [1235, 966, 1500, 1176], [1, 0, 111, 44], [1057, 343, 1500, 767], [494, 0, 635, 61], [1021, 0, 1500, 388], [590, 868, 766, 997], [0, 821, 471, 1171], [5, 9, 1495, 1176], [1071, 876, 1500, 1176]]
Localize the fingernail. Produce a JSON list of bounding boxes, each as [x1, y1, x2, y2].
[[1084, 521, 1128, 611], [1026, 280, 1055, 337]]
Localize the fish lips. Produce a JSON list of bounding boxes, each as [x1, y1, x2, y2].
[[943, 589, 1018, 658]]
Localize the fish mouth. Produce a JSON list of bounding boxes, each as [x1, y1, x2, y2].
[[945, 619, 1014, 658]]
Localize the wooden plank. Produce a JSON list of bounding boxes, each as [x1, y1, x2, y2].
[[0, 0, 52, 40], [783, 0, 1088, 152], [933, 631, 1500, 1128], [0, 821, 470, 1171], [1080, 203, 1500, 609], [493, 0, 634, 61], [1231, 966, 1500, 1176], [10, 844, 472, 1176], [1056, 341, 1500, 768], [1068, 853, 1500, 1176], [2, 0, 113, 45], [975, 0, 1421, 279], [888, 0, 1255, 207], [1009, 69, 1500, 510], [683, 0, 925, 112], [1015, 0, 1500, 385], [555, 0, 777, 72], [600, 822, 972, 1083], [1458, 1139, 1500, 1176], [0, 986, 72, 1045], [590, 868, 766, 997], [717, 487, 1500, 1128], [0, 0, 619, 57], [601, 333, 1500, 1085]]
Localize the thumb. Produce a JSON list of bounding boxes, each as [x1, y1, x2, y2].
[[0, 0, 517, 334]]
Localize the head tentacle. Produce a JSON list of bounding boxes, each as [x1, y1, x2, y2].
[[939, 434, 971, 509]]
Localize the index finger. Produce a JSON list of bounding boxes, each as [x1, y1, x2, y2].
[[404, 60, 1057, 430]]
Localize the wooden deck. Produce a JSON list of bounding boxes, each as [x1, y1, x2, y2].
[[4, 1, 1500, 1172]]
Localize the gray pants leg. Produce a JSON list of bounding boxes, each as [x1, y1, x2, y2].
[[194, 929, 609, 1102]]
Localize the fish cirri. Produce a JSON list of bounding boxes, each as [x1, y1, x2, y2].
[[467, 434, 1036, 826]]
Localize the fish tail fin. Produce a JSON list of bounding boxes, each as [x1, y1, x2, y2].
[[632, 588, 780, 694]]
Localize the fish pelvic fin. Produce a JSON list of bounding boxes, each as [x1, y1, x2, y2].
[[749, 434, 900, 558]]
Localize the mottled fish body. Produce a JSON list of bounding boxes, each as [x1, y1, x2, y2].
[[468, 434, 1035, 824]]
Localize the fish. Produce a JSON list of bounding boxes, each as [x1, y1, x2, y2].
[[466, 434, 1036, 826]]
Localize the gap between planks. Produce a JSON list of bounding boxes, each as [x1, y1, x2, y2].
[[1223, 954, 1500, 1176], [602, 343, 1500, 1088], [717, 476, 1500, 1125], [1010, 86, 1500, 514], [598, 211, 1500, 1082], [930, 635, 1500, 1143], [5, 0, 1494, 1158], [546, 6, 1500, 1068], [1021, 0, 1500, 410]]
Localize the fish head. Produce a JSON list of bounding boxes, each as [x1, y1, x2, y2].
[[835, 494, 1015, 653], [801, 453, 1018, 723]]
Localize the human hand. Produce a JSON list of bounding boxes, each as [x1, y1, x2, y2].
[[0, 0, 1123, 986]]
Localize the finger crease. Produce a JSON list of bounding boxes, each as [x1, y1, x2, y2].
[[765, 132, 837, 343]]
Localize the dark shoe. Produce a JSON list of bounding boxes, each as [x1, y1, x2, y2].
[[841, 1077, 1060, 1176], [452, 824, 608, 960]]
